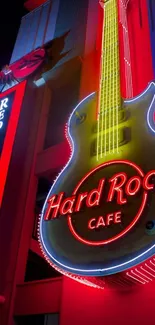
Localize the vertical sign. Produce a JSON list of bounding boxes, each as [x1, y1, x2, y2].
[[0, 81, 26, 206], [0, 92, 15, 155]]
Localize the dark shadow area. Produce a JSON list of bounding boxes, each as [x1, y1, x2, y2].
[[24, 250, 61, 282], [14, 314, 44, 325], [33, 30, 71, 82], [43, 31, 71, 71], [14, 313, 59, 325], [0, 0, 28, 68]]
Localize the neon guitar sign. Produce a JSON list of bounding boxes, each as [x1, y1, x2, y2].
[[44, 160, 155, 246], [39, 0, 155, 281]]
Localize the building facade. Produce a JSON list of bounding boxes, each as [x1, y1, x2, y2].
[[0, 0, 155, 324]]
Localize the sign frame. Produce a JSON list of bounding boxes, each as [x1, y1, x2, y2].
[[0, 81, 26, 206]]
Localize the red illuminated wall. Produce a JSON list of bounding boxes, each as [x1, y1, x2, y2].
[[127, 0, 154, 96], [60, 278, 155, 325], [1, 1, 155, 324], [61, 2, 155, 323], [0, 81, 26, 205], [14, 277, 155, 325], [80, 0, 154, 100]]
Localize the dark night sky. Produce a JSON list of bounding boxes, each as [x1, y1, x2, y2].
[[0, 0, 28, 69]]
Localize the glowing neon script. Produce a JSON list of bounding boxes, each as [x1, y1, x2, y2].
[[44, 160, 155, 246], [0, 98, 8, 129]]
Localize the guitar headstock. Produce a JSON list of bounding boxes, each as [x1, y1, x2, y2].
[[99, 0, 111, 8]]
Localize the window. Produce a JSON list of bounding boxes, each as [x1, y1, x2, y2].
[[14, 314, 59, 325]]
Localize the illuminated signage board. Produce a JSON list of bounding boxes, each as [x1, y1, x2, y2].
[[0, 93, 15, 156], [39, 0, 155, 283], [0, 81, 26, 206], [44, 160, 155, 246], [40, 149, 155, 278]]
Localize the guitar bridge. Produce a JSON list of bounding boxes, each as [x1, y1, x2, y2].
[[93, 109, 125, 133], [91, 127, 130, 156]]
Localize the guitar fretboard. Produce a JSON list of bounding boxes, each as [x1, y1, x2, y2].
[[96, 0, 121, 159], [99, 0, 121, 113]]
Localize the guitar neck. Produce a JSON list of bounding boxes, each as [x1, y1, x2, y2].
[[99, 0, 121, 113]]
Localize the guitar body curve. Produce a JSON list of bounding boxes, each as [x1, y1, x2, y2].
[[40, 82, 155, 276]]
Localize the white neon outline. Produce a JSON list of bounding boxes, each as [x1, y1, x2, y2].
[[39, 81, 155, 275], [141, 266, 155, 278], [131, 270, 148, 283], [150, 260, 155, 267], [147, 94, 155, 133], [126, 271, 145, 285], [145, 263, 155, 273], [135, 268, 152, 281], [40, 228, 155, 273]]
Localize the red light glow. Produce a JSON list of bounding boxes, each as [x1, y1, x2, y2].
[[0, 81, 26, 206], [68, 160, 148, 246]]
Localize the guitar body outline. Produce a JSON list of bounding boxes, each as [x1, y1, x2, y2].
[[39, 81, 155, 277]]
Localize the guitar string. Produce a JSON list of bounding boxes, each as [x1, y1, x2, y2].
[[96, 60, 101, 161], [102, 3, 110, 156], [103, 3, 110, 158], [100, 3, 106, 158], [111, 0, 115, 155], [124, 1, 132, 98], [103, 7, 107, 158], [108, 2, 112, 155], [98, 2, 107, 160], [96, 2, 105, 161], [96, 53, 101, 161], [108, 0, 115, 155], [102, 3, 108, 158], [98, 0, 120, 159], [112, 0, 115, 153], [111, 1, 114, 154], [107, 0, 117, 156], [116, 1, 119, 153], [113, 1, 116, 152], [114, 0, 117, 153]]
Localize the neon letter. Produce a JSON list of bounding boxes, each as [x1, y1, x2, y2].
[[88, 218, 96, 230], [60, 196, 76, 215], [75, 192, 88, 212], [143, 171, 155, 190], [114, 211, 122, 224], [107, 172, 127, 204], [44, 192, 64, 220], [0, 98, 8, 110], [96, 216, 106, 228], [86, 178, 105, 208], [125, 176, 141, 196], [106, 213, 114, 226]]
